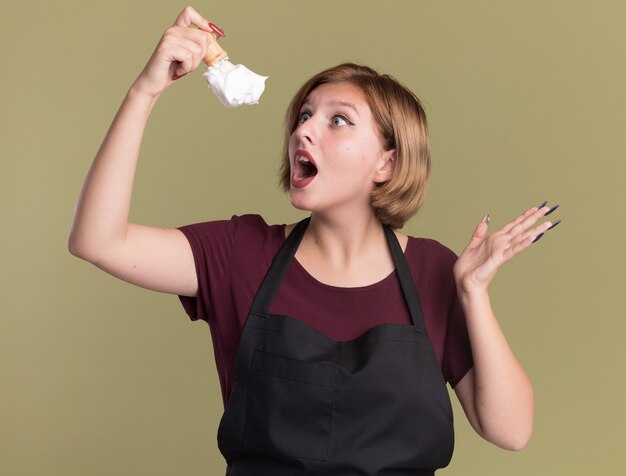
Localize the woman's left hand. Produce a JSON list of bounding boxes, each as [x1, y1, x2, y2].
[[453, 202, 560, 295]]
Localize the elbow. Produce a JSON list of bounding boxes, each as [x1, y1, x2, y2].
[[67, 233, 87, 260], [67, 235, 83, 258], [67, 233, 98, 263], [68, 232, 120, 266], [67, 236, 80, 257], [487, 383, 535, 451], [506, 390, 535, 451], [67, 222, 124, 263], [483, 416, 534, 452], [476, 401, 534, 452], [501, 426, 533, 452]]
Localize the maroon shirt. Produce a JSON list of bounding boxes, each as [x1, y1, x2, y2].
[[177, 214, 473, 406]]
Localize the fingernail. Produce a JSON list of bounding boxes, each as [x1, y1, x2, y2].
[[208, 22, 225, 38], [537, 200, 548, 209], [547, 219, 561, 231], [544, 204, 559, 216], [172, 72, 188, 81], [482, 213, 490, 224], [532, 232, 545, 244]]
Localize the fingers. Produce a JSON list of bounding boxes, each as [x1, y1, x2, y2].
[[508, 207, 547, 239], [533, 219, 561, 242], [502, 217, 556, 260], [500, 206, 541, 234], [481, 201, 560, 261], [165, 28, 210, 76], [502, 234, 535, 262], [512, 204, 560, 239], [131, 7, 218, 97], [502, 201, 560, 239], [465, 215, 490, 249], [501, 209, 561, 261], [512, 218, 557, 248], [167, 7, 221, 79], [173, 5, 214, 33]]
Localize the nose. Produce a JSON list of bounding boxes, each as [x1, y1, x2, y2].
[[294, 117, 316, 145]]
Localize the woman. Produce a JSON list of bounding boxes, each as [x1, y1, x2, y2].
[[68, 6, 559, 474]]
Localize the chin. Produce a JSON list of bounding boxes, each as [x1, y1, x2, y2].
[[288, 196, 312, 212], [288, 190, 320, 213]]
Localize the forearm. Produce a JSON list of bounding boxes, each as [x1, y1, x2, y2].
[[68, 85, 158, 260], [459, 289, 534, 450]]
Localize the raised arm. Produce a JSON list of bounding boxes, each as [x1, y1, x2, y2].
[[452, 203, 561, 450], [68, 6, 214, 297]]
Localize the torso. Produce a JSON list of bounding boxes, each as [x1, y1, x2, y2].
[[177, 213, 474, 405]]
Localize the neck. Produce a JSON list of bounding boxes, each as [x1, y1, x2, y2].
[[304, 209, 386, 265]]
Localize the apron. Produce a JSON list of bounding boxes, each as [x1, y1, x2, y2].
[[217, 217, 455, 475]]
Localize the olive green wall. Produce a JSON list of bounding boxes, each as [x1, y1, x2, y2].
[[1, 1, 624, 474]]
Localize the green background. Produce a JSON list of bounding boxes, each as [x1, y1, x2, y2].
[[1, 1, 624, 474]]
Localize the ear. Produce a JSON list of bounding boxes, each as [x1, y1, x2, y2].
[[373, 149, 396, 184]]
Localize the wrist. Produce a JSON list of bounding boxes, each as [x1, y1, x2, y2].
[[124, 84, 160, 117], [456, 282, 490, 306], [127, 80, 161, 105]]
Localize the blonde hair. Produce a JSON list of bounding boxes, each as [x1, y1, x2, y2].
[[279, 63, 430, 229]]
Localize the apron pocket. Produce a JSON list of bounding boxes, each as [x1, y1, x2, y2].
[[243, 349, 335, 462]]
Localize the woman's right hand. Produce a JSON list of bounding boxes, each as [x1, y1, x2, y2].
[[131, 6, 215, 99]]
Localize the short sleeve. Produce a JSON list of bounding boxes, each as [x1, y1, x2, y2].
[[176, 216, 242, 322], [400, 237, 474, 387], [442, 270, 474, 388]]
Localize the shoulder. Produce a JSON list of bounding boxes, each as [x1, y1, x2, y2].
[[229, 213, 281, 237], [179, 213, 280, 236], [408, 236, 459, 260], [178, 214, 285, 250], [233, 214, 286, 250], [404, 234, 460, 277]]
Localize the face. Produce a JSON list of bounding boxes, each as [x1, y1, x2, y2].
[[287, 82, 395, 216]]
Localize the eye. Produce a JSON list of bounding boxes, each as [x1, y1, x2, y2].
[[297, 111, 312, 124], [331, 115, 351, 127]]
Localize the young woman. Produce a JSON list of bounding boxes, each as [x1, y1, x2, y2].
[[69, 6, 559, 474]]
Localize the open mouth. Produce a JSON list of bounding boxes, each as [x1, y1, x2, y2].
[[296, 155, 318, 179]]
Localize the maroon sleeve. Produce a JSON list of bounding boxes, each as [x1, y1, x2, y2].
[[441, 251, 474, 388], [176, 216, 242, 322], [399, 237, 474, 387]]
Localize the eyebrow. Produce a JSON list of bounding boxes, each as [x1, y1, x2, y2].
[[301, 99, 361, 117], [328, 100, 360, 116]]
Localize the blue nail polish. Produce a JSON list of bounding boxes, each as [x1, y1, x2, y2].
[[547, 219, 561, 231], [537, 200, 548, 209], [544, 204, 559, 216], [532, 233, 545, 244]]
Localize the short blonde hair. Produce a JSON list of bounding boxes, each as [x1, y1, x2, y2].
[[279, 63, 430, 229]]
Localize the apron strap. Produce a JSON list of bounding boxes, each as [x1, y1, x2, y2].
[[250, 216, 426, 332], [250, 217, 310, 314], [383, 225, 427, 332]]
